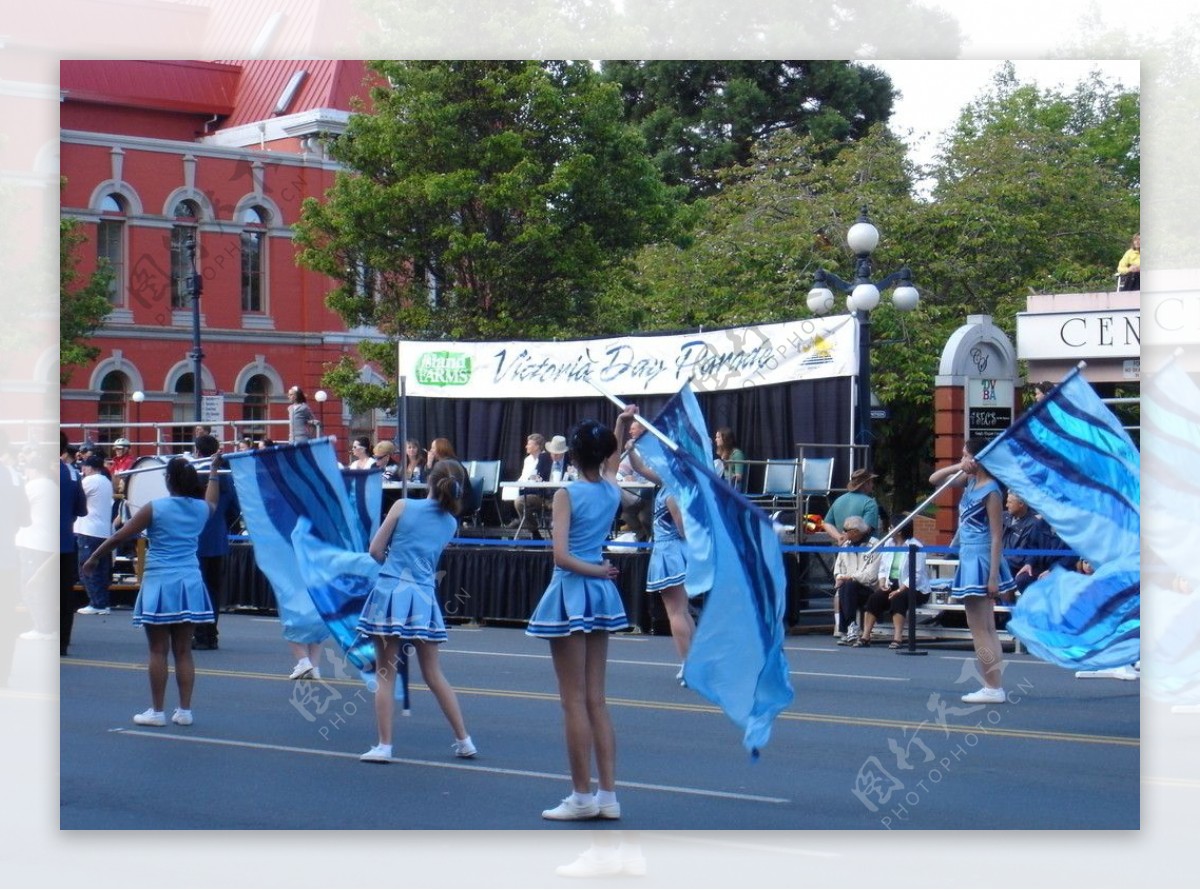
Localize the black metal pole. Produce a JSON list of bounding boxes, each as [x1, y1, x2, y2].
[[856, 307, 872, 468], [186, 239, 204, 424], [398, 375, 407, 496], [899, 541, 928, 656]]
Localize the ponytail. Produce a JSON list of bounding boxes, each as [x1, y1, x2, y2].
[[428, 459, 466, 516]]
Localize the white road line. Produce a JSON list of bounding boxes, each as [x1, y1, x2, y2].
[[117, 730, 789, 805]]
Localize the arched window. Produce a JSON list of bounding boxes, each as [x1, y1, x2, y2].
[[97, 194, 126, 306], [240, 205, 269, 313], [170, 371, 196, 452], [243, 374, 272, 440], [98, 370, 130, 444], [170, 200, 199, 311]]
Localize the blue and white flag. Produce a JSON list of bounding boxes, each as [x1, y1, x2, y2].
[[978, 368, 1140, 670], [636, 384, 793, 757], [225, 440, 391, 680]]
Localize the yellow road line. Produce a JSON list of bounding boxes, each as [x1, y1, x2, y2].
[[65, 658, 1138, 748]]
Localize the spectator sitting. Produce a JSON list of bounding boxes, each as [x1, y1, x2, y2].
[[865, 512, 929, 649], [712, 427, 746, 491], [403, 438, 428, 482], [508, 433, 552, 530], [1002, 492, 1074, 599], [833, 516, 881, 646], [545, 435, 572, 482], [617, 421, 653, 540], [373, 440, 400, 481], [348, 436, 375, 470], [426, 437, 458, 471], [823, 468, 881, 543]]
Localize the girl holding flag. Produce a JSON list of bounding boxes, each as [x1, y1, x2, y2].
[[930, 436, 1018, 704], [357, 458, 476, 763], [527, 407, 637, 820]]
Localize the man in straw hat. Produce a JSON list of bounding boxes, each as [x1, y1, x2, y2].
[[545, 435, 572, 482], [822, 467, 881, 545]]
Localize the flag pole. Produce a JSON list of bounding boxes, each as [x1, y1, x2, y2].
[[864, 471, 963, 557], [585, 378, 682, 453]]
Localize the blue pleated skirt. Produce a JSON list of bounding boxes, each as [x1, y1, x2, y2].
[[952, 543, 1018, 598], [526, 568, 629, 638], [132, 572, 214, 626], [647, 538, 687, 592], [357, 578, 447, 643]]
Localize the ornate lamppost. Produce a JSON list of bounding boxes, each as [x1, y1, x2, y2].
[[807, 207, 920, 466]]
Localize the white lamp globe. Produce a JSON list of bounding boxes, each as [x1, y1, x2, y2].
[[131, 390, 145, 403], [314, 389, 328, 403], [846, 220, 879, 255], [807, 287, 835, 315], [892, 285, 920, 312], [851, 282, 880, 312]]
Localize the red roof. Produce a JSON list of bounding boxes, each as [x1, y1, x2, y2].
[[216, 60, 372, 127], [59, 60, 240, 116]]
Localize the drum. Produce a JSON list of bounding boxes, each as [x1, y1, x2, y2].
[[122, 455, 170, 513]]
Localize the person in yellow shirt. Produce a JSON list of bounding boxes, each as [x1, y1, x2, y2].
[[1117, 233, 1140, 291]]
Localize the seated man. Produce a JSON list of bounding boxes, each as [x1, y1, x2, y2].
[[822, 469, 881, 543], [510, 433, 552, 529], [863, 511, 930, 649], [833, 515, 880, 645], [1002, 491, 1073, 597]]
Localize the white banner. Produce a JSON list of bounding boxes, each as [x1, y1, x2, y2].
[[398, 316, 857, 399]]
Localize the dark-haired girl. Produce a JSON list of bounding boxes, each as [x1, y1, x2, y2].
[[527, 407, 636, 820], [357, 458, 475, 763], [929, 437, 1017, 704], [82, 456, 220, 727]]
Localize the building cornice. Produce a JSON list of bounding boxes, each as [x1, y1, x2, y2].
[[60, 129, 345, 171]]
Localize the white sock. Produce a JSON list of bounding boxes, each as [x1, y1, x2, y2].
[[595, 789, 617, 807], [570, 790, 595, 806]]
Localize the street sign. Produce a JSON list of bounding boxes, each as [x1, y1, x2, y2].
[[201, 391, 224, 425]]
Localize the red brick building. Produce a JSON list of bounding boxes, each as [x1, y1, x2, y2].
[[60, 59, 385, 452]]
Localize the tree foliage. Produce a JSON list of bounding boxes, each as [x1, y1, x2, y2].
[[294, 60, 681, 411], [600, 60, 896, 198], [600, 67, 1139, 510], [60, 206, 113, 385]]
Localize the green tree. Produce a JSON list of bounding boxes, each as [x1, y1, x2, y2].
[[294, 60, 681, 412], [600, 60, 896, 198], [60, 209, 113, 385]]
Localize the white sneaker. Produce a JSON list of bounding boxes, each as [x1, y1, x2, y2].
[[598, 799, 621, 819], [288, 658, 314, 680], [171, 708, 193, 726], [452, 736, 477, 758], [77, 605, 109, 615], [360, 743, 393, 763], [542, 796, 600, 820], [311, 665, 321, 680], [961, 687, 1007, 704], [555, 848, 622, 878], [133, 708, 166, 726]]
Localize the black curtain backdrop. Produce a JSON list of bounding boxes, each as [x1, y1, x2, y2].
[[403, 377, 854, 489]]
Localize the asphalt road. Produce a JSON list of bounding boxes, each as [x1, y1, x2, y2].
[[57, 607, 1139, 832]]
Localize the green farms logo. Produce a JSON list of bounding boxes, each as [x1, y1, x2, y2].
[[415, 351, 472, 386]]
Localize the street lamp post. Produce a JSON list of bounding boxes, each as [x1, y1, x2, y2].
[[131, 390, 145, 455], [186, 238, 204, 424], [314, 389, 328, 437], [807, 207, 920, 468]]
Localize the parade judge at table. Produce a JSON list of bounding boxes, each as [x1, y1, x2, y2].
[[508, 433, 553, 529]]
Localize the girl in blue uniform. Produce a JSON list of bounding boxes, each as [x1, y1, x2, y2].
[[82, 456, 219, 727], [357, 458, 475, 763], [527, 407, 637, 820], [626, 448, 693, 683], [929, 437, 1017, 704]]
